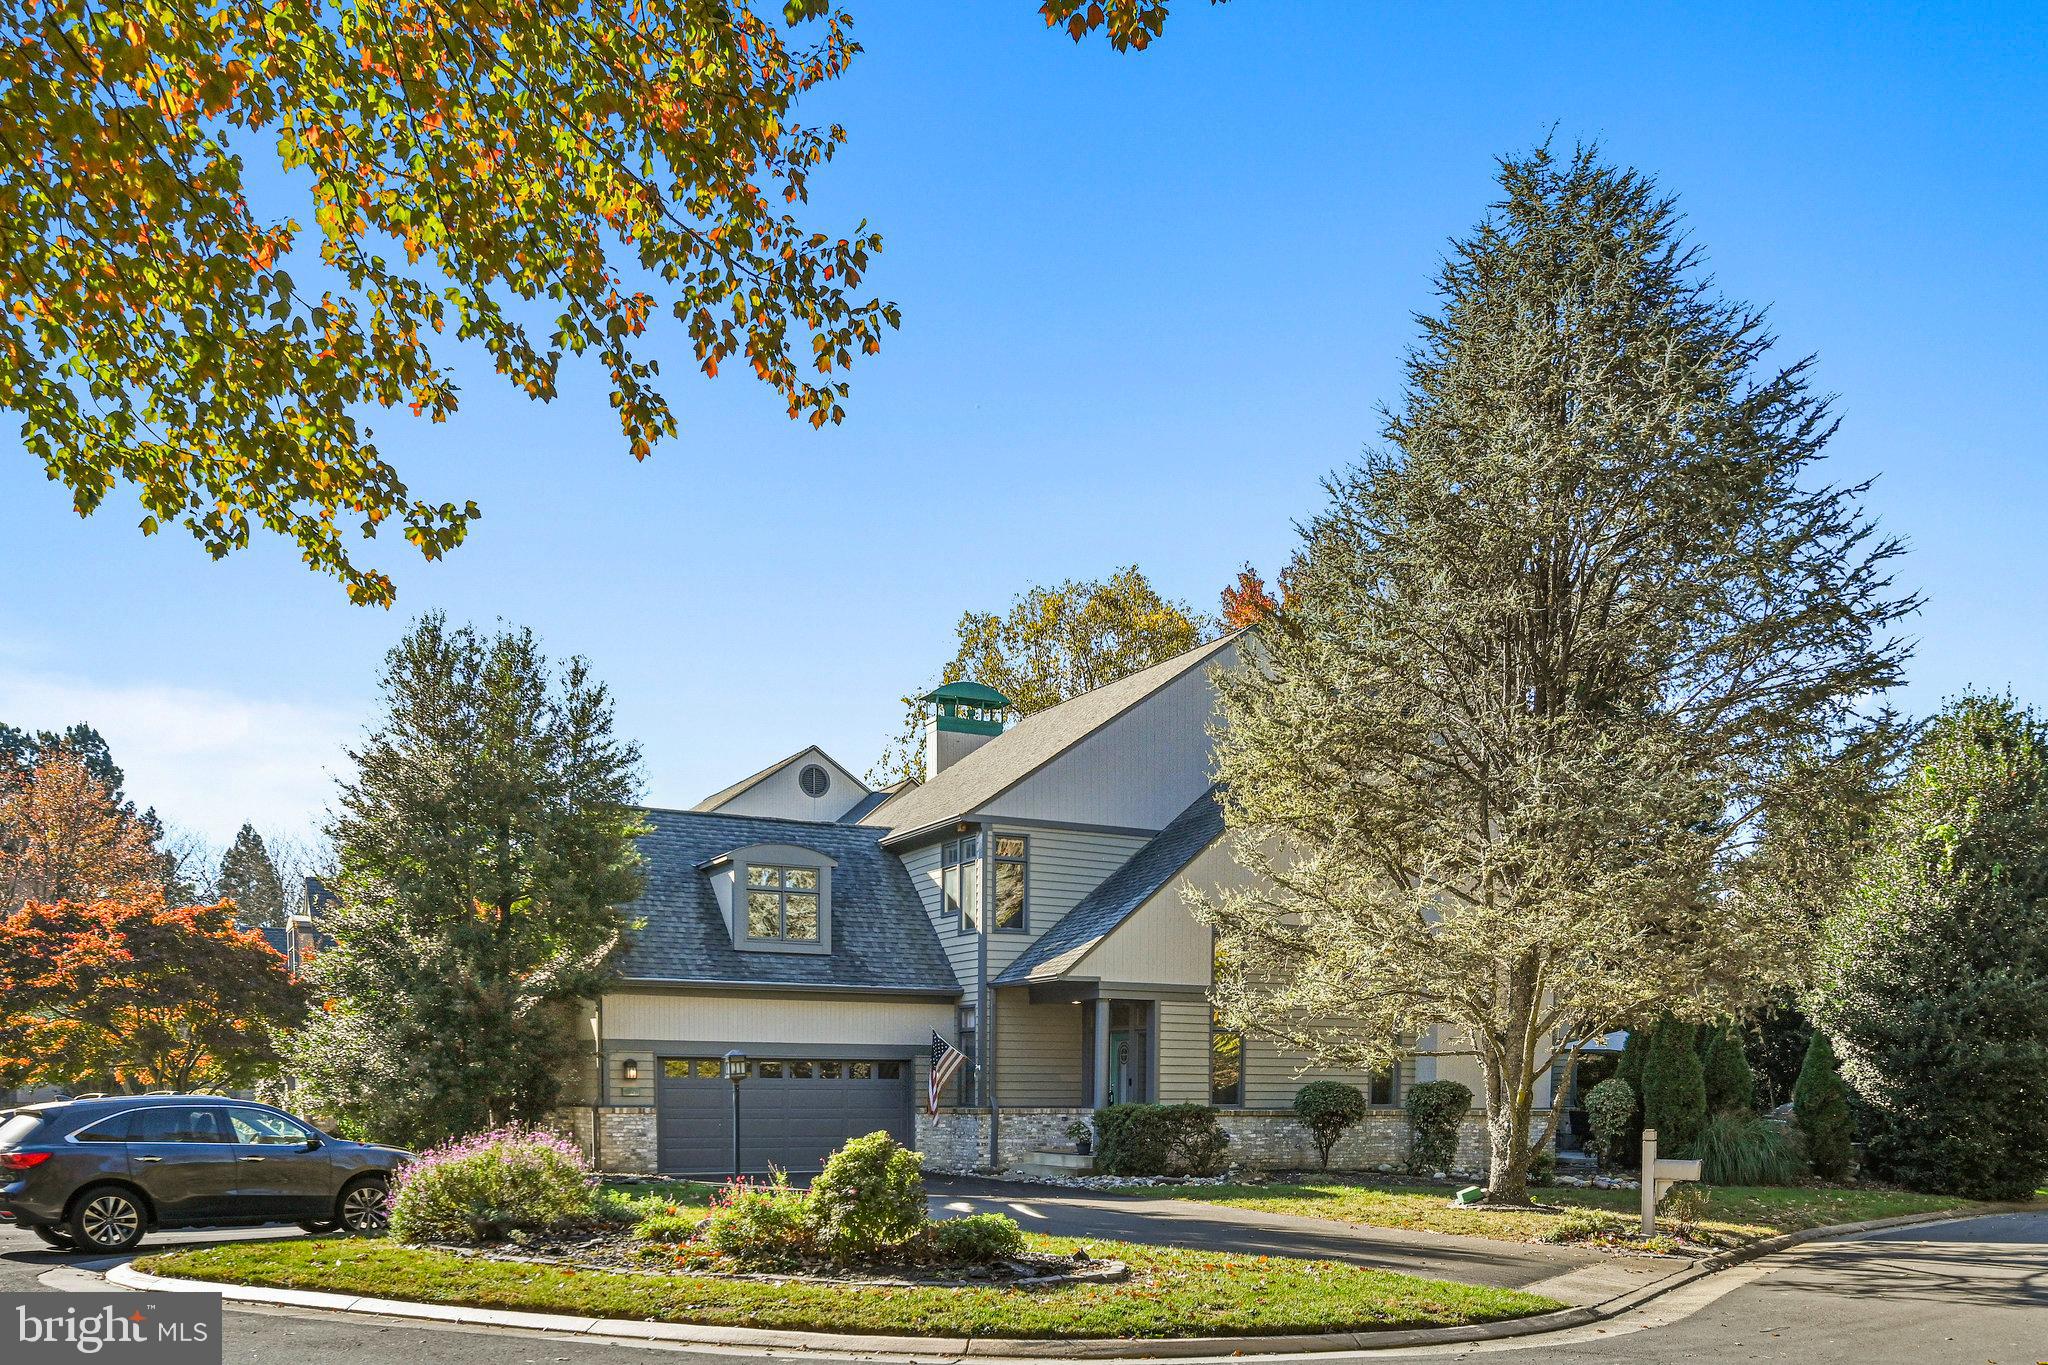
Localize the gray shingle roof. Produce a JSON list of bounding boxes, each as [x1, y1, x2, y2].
[[993, 788, 1226, 985], [617, 808, 960, 994], [863, 635, 1240, 841]]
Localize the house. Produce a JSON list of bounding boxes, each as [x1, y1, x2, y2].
[[565, 635, 1525, 1175]]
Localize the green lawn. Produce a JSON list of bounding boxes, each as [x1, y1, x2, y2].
[[135, 1233, 1560, 1339], [1122, 1179, 2011, 1249]]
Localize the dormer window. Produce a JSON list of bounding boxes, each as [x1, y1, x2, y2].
[[699, 842, 836, 955], [747, 864, 821, 942]]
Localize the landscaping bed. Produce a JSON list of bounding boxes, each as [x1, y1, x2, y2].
[[1114, 1174, 2010, 1252], [133, 1234, 1562, 1339]]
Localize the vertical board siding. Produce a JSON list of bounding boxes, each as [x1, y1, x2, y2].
[[993, 989, 1084, 1106], [1155, 998, 1212, 1104]]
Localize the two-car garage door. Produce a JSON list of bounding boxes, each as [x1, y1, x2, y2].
[[656, 1055, 913, 1175]]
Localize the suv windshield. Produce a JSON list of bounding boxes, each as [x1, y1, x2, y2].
[[0, 1113, 44, 1146]]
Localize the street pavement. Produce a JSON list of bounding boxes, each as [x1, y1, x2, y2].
[[3, 1207, 2041, 1363]]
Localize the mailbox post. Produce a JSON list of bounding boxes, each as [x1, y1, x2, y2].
[[1639, 1128, 1703, 1235]]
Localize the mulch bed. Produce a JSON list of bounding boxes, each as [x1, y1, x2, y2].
[[409, 1229, 1129, 1289]]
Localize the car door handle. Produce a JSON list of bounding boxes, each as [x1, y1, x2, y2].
[[238, 1155, 266, 1162], [135, 1155, 163, 1163]]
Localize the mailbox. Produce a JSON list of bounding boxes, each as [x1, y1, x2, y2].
[[1639, 1129, 1702, 1234]]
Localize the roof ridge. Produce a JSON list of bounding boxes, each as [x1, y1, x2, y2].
[[640, 804, 887, 833]]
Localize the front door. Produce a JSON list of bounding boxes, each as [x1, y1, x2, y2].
[[1106, 1001, 1151, 1103], [124, 1105, 242, 1223], [1107, 1031, 1136, 1102], [226, 1106, 335, 1217]]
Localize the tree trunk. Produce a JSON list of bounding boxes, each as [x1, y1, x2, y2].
[[1481, 1045, 1538, 1205]]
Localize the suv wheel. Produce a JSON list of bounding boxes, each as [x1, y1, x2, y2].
[[68, 1187, 146, 1253], [337, 1177, 389, 1233]]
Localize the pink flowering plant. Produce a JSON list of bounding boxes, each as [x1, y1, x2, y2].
[[387, 1124, 602, 1244]]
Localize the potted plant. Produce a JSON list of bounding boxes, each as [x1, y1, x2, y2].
[[1064, 1119, 1093, 1155]]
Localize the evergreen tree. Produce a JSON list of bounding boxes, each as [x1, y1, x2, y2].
[[1743, 1005, 1815, 1112], [1194, 145, 1914, 1204], [216, 824, 287, 928], [1701, 1025, 1756, 1116], [1793, 1030, 1855, 1181], [1613, 1027, 1650, 1166], [288, 615, 647, 1146], [1642, 1017, 1708, 1154], [1810, 695, 2048, 1199]]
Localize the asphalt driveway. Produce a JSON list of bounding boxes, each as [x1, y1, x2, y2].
[[924, 1175, 1681, 1306]]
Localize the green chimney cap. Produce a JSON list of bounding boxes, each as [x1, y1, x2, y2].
[[921, 680, 1010, 737], [920, 681, 1012, 708]]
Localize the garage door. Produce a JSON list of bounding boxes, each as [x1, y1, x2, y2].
[[656, 1055, 912, 1176]]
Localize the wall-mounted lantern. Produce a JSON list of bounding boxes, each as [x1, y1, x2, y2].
[[621, 1058, 639, 1084]]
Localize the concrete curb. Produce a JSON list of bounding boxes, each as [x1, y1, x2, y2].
[[101, 1201, 2044, 1360]]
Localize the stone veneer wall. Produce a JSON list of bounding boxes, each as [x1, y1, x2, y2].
[[919, 1106, 1528, 1179], [554, 1106, 657, 1174]]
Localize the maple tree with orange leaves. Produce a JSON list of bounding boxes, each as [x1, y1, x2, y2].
[[0, 745, 165, 911], [0, 891, 308, 1093]]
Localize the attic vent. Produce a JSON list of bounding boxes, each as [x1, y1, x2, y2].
[[798, 763, 831, 798]]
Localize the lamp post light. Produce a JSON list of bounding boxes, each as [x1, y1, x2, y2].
[[722, 1050, 749, 1179]]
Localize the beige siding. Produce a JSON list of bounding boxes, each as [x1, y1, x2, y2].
[[1069, 883, 1210, 987], [604, 990, 955, 1048], [704, 747, 868, 821], [1155, 998, 1212, 1103], [984, 826, 1150, 980], [992, 989, 1083, 1106], [1241, 1031, 1402, 1109]]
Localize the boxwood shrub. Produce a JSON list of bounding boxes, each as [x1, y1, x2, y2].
[[1403, 1080, 1473, 1175], [1093, 1103, 1231, 1176]]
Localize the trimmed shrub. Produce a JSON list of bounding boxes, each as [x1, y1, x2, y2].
[[806, 1130, 927, 1260], [1527, 1146, 1558, 1187], [1293, 1081, 1369, 1169], [1694, 1112, 1802, 1185], [1404, 1079, 1472, 1175], [696, 1172, 815, 1268], [1793, 1031, 1856, 1181], [929, 1213, 1026, 1265], [1702, 1026, 1757, 1116], [1583, 1078, 1637, 1171], [1642, 1017, 1708, 1155], [1093, 1103, 1231, 1176], [1613, 1028, 1650, 1165], [387, 1125, 597, 1244]]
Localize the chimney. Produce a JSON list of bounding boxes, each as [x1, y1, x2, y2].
[[921, 682, 1010, 777]]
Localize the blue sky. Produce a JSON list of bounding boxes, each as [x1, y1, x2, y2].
[[2, 2, 2042, 845]]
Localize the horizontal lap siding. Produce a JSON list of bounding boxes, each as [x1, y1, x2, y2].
[[1241, 1030, 1406, 1110], [605, 991, 956, 1047], [993, 989, 1083, 1106], [1156, 998, 1212, 1103], [985, 827, 1150, 980]]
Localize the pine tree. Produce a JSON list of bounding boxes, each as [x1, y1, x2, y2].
[[1642, 1017, 1708, 1154], [1810, 695, 2048, 1199], [1793, 1031, 1855, 1181], [216, 824, 286, 928], [1613, 1027, 1650, 1166], [287, 615, 648, 1146], [1194, 145, 1914, 1204], [1702, 1025, 1757, 1116]]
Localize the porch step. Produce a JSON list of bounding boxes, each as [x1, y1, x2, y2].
[[1011, 1148, 1095, 1179]]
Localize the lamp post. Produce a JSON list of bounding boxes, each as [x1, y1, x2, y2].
[[722, 1050, 748, 1179]]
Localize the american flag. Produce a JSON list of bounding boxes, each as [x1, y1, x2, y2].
[[928, 1030, 969, 1115]]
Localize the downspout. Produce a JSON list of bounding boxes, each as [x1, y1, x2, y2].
[[979, 822, 999, 1172], [591, 998, 605, 1172]]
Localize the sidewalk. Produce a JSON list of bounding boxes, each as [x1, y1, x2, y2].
[[925, 1175, 1683, 1306]]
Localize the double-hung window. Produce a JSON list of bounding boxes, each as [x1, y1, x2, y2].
[[992, 835, 1028, 931], [942, 836, 982, 932], [746, 864, 821, 942]]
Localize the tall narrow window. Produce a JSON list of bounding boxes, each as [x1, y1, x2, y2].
[[944, 835, 982, 932], [1210, 1010, 1243, 1106], [993, 834, 1027, 932]]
